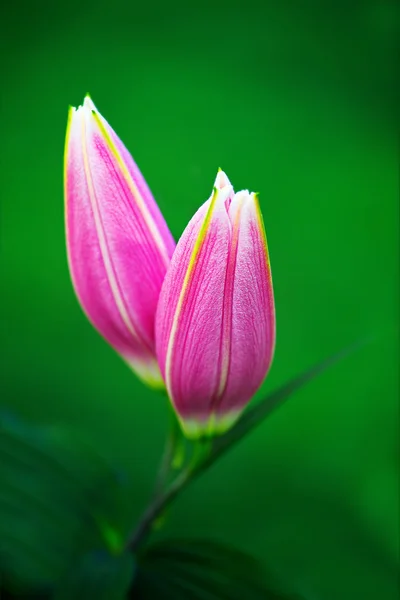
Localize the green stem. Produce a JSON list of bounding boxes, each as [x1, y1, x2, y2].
[[128, 338, 369, 553], [152, 406, 180, 499], [128, 438, 212, 552], [128, 464, 193, 552]]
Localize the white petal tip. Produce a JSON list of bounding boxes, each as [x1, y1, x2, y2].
[[84, 95, 95, 110], [71, 95, 96, 116], [214, 169, 232, 191], [234, 189, 251, 203]]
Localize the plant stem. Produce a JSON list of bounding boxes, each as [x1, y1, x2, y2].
[[128, 464, 193, 552], [152, 406, 180, 499], [128, 338, 369, 553], [128, 438, 212, 552]]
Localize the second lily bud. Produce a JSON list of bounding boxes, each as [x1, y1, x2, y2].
[[156, 171, 276, 438]]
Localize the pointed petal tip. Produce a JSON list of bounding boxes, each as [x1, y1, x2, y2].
[[249, 191, 260, 211], [69, 94, 95, 115], [252, 192, 263, 219], [84, 94, 95, 110], [214, 168, 232, 191], [66, 94, 94, 113]]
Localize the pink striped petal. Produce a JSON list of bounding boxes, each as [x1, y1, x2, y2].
[[219, 191, 275, 413], [155, 171, 275, 438], [64, 96, 175, 387]]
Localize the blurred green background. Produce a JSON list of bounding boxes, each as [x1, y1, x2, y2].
[[1, 0, 399, 598]]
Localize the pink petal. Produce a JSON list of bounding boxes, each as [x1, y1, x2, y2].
[[65, 98, 175, 387], [218, 191, 275, 415], [85, 97, 175, 261], [156, 177, 234, 428], [156, 172, 275, 437]]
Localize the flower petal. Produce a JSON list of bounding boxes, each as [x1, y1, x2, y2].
[[217, 192, 275, 416], [156, 172, 275, 436], [156, 177, 234, 431], [65, 99, 174, 387]]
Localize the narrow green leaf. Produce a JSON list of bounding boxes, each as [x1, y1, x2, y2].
[[128, 339, 371, 555], [204, 337, 371, 473]]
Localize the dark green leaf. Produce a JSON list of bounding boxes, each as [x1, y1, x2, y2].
[[0, 412, 130, 595], [131, 538, 302, 599], [53, 550, 135, 600]]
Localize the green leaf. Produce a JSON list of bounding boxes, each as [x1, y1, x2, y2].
[[53, 550, 135, 600], [202, 337, 372, 474], [128, 340, 372, 555], [0, 412, 130, 595], [131, 538, 302, 599]]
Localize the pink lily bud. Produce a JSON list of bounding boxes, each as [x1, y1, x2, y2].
[[64, 96, 175, 388], [156, 170, 276, 438]]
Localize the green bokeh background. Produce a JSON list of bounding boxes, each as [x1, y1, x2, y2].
[[1, 1, 399, 598]]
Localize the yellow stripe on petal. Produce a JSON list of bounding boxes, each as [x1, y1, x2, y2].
[[91, 111, 170, 267], [253, 192, 276, 362], [165, 187, 220, 400], [253, 193, 271, 268], [63, 106, 74, 210], [80, 112, 141, 343]]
